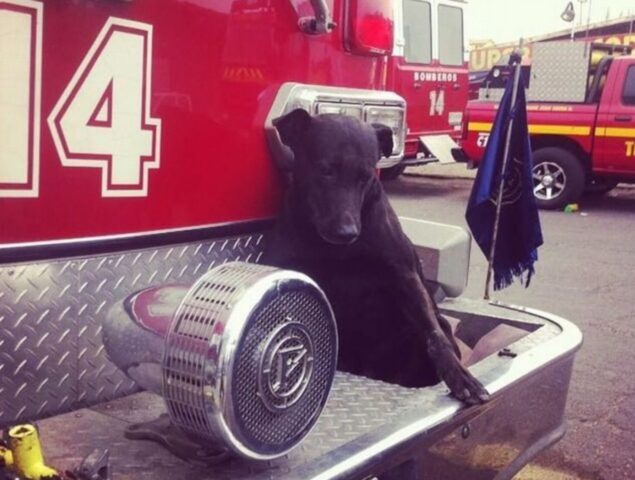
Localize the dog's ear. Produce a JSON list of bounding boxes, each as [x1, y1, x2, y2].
[[372, 123, 394, 159], [273, 108, 312, 148]]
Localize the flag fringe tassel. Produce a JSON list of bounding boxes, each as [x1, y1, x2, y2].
[[494, 261, 535, 291]]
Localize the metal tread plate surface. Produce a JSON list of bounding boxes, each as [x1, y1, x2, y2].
[[31, 299, 573, 480], [527, 41, 590, 103], [0, 221, 450, 428], [38, 372, 421, 480], [0, 235, 265, 426]]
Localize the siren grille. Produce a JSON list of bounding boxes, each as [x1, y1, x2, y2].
[[162, 262, 337, 460]]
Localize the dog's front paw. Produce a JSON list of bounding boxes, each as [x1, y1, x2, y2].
[[427, 331, 490, 405], [442, 362, 490, 405]]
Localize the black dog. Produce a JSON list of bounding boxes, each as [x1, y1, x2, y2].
[[262, 109, 489, 404]]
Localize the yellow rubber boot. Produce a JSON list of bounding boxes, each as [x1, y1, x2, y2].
[[7, 425, 60, 480], [0, 443, 14, 468]]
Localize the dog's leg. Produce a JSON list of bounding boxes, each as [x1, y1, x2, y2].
[[363, 197, 489, 403], [437, 312, 461, 358], [393, 268, 490, 405]]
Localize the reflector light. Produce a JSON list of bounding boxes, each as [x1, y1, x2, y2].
[[364, 106, 405, 155], [347, 0, 394, 55], [317, 102, 364, 119]]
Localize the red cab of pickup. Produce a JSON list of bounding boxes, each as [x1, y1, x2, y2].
[[461, 41, 635, 209]]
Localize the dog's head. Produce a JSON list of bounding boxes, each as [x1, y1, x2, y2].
[[273, 109, 393, 245]]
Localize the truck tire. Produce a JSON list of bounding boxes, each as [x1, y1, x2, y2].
[[380, 164, 406, 181], [532, 147, 585, 210]]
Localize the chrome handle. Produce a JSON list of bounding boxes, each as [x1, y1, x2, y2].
[[298, 0, 336, 35]]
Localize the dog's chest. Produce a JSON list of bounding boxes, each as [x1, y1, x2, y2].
[[298, 256, 398, 323]]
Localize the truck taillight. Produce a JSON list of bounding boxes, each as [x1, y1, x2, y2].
[[347, 0, 394, 55]]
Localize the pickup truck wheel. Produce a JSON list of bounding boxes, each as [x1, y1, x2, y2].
[[532, 148, 585, 210], [584, 178, 619, 195], [380, 164, 406, 181]]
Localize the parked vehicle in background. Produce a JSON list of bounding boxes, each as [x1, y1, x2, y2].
[[461, 41, 635, 209], [381, 0, 469, 180]]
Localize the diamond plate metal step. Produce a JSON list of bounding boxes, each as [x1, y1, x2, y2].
[[37, 372, 423, 480], [0, 234, 264, 426]]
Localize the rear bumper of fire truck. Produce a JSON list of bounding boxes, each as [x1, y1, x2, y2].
[[32, 298, 580, 480], [0, 218, 581, 479]]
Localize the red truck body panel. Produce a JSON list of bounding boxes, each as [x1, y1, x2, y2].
[[594, 57, 635, 175], [387, 0, 468, 160], [0, 0, 391, 246], [388, 57, 468, 157], [463, 102, 597, 161]]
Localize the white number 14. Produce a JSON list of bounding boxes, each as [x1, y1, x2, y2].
[[0, 0, 42, 197], [429, 90, 445, 117], [0, 0, 161, 198]]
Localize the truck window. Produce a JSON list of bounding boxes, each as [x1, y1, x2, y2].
[[623, 65, 635, 106], [438, 4, 464, 66], [403, 0, 432, 64]]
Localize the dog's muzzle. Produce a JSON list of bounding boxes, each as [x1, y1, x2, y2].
[[319, 213, 360, 245], [105, 262, 338, 461]]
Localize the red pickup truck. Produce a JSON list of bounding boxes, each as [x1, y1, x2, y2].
[[462, 41, 635, 209]]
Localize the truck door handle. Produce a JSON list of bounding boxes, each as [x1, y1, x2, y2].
[[614, 115, 632, 122], [414, 82, 422, 89]]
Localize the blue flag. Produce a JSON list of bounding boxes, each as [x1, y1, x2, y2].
[[465, 74, 543, 290]]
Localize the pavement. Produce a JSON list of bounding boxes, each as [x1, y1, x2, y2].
[[383, 171, 635, 480], [405, 162, 477, 180]]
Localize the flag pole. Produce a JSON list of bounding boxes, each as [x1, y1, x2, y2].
[[484, 39, 524, 300]]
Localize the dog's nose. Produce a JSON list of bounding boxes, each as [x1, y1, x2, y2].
[[334, 223, 359, 244]]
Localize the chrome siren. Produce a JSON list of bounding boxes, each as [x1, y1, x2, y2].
[[161, 262, 338, 460]]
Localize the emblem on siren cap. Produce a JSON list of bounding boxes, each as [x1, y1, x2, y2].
[[257, 321, 314, 411]]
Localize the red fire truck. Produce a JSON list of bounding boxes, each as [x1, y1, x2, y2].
[[0, 2, 581, 479], [462, 41, 635, 209], [381, 0, 469, 179]]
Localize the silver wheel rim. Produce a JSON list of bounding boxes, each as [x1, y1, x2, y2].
[[532, 161, 566, 201]]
